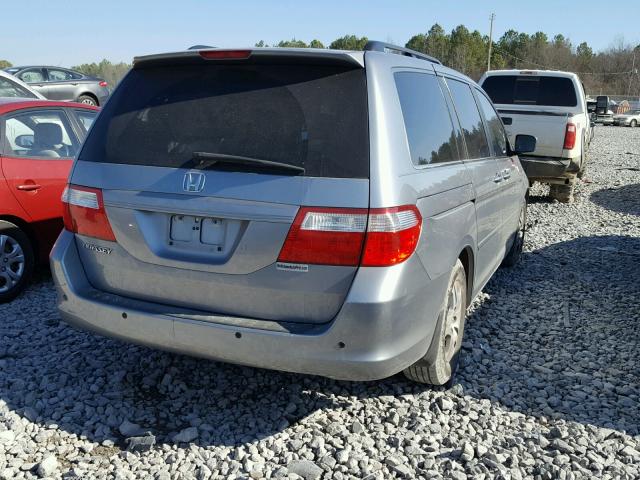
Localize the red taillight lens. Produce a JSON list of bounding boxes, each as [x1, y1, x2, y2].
[[563, 123, 577, 150], [278, 208, 368, 266], [199, 50, 251, 60], [98, 81, 108, 87], [62, 185, 116, 241], [361, 206, 422, 267], [277, 205, 422, 267]]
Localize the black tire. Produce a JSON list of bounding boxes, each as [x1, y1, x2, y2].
[[501, 202, 526, 268], [78, 94, 98, 106], [577, 140, 589, 179], [631, 120, 637, 128], [0, 221, 34, 303], [404, 259, 467, 386]]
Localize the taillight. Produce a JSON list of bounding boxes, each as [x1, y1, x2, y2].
[[62, 185, 116, 241], [199, 50, 251, 60], [563, 123, 577, 150], [277, 205, 422, 267], [278, 208, 368, 266], [361, 206, 422, 267], [98, 81, 108, 87]]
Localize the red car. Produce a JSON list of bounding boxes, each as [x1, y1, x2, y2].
[[0, 98, 98, 302]]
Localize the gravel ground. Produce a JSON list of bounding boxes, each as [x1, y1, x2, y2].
[[1, 126, 639, 479]]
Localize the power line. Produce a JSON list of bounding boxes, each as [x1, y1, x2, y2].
[[492, 47, 635, 75]]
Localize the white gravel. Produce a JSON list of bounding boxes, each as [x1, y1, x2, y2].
[[1, 126, 639, 479]]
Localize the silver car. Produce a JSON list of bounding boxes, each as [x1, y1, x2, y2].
[[50, 42, 535, 385], [0, 70, 45, 99], [4, 66, 110, 106], [613, 109, 640, 127]]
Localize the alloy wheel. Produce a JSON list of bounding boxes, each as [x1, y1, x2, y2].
[[0, 235, 25, 293], [443, 272, 465, 362]]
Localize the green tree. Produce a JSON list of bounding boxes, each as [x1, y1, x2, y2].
[[254, 40, 269, 48], [329, 35, 368, 51], [309, 39, 325, 49], [0, 60, 12, 69], [277, 39, 308, 48]]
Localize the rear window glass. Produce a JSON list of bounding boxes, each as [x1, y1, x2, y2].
[[481, 75, 578, 107], [78, 63, 369, 178]]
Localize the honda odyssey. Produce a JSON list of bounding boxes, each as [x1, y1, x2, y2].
[[51, 42, 534, 385]]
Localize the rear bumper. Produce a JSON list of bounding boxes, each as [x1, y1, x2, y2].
[[50, 231, 446, 381], [519, 156, 572, 180]]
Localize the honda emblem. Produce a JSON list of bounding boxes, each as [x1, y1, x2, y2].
[[183, 172, 206, 193]]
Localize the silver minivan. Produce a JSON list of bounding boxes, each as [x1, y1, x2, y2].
[[51, 42, 535, 385]]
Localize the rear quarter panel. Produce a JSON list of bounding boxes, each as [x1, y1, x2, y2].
[[365, 53, 478, 284]]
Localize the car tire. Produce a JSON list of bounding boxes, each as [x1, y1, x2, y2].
[[403, 259, 467, 386], [577, 140, 588, 179], [501, 202, 526, 268], [631, 120, 637, 128], [78, 95, 98, 106], [0, 221, 34, 303]]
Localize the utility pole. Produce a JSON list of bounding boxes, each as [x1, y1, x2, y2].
[[487, 13, 495, 71], [627, 50, 636, 97]]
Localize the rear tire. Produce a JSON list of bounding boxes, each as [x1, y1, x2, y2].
[[404, 259, 467, 386], [0, 221, 34, 303], [631, 120, 637, 128], [78, 94, 97, 106], [501, 202, 526, 268], [577, 142, 588, 179]]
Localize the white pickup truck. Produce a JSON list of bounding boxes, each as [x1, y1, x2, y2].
[[479, 70, 593, 202]]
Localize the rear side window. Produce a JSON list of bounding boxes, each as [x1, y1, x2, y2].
[[74, 109, 98, 132], [446, 79, 490, 159], [482, 75, 578, 107], [79, 64, 369, 178], [394, 72, 459, 166], [475, 91, 507, 156]]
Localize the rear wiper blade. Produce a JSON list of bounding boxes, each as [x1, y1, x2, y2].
[[189, 152, 305, 174]]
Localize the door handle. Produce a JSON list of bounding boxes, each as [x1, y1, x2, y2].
[[502, 168, 511, 179], [493, 173, 503, 183], [16, 184, 42, 191]]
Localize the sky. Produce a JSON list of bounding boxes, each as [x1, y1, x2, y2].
[[3, 0, 639, 67]]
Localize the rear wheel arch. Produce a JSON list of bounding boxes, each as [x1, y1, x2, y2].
[[77, 92, 99, 106], [0, 215, 39, 260]]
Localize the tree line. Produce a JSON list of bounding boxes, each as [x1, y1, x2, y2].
[[2, 26, 638, 95]]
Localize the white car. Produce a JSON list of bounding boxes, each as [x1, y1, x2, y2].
[[0, 70, 45, 99], [479, 70, 592, 202], [613, 109, 640, 127]]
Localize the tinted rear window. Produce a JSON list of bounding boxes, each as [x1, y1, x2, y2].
[[481, 75, 578, 107], [79, 64, 369, 178]]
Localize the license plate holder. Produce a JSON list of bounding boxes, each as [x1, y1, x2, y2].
[[170, 215, 226, 247]]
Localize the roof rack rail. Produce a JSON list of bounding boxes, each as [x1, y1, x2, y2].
[[364, 41, 442, 65]]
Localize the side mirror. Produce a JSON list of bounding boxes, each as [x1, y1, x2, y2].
[[513, 134, 536, 155], [15, 134, 34, 149]]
